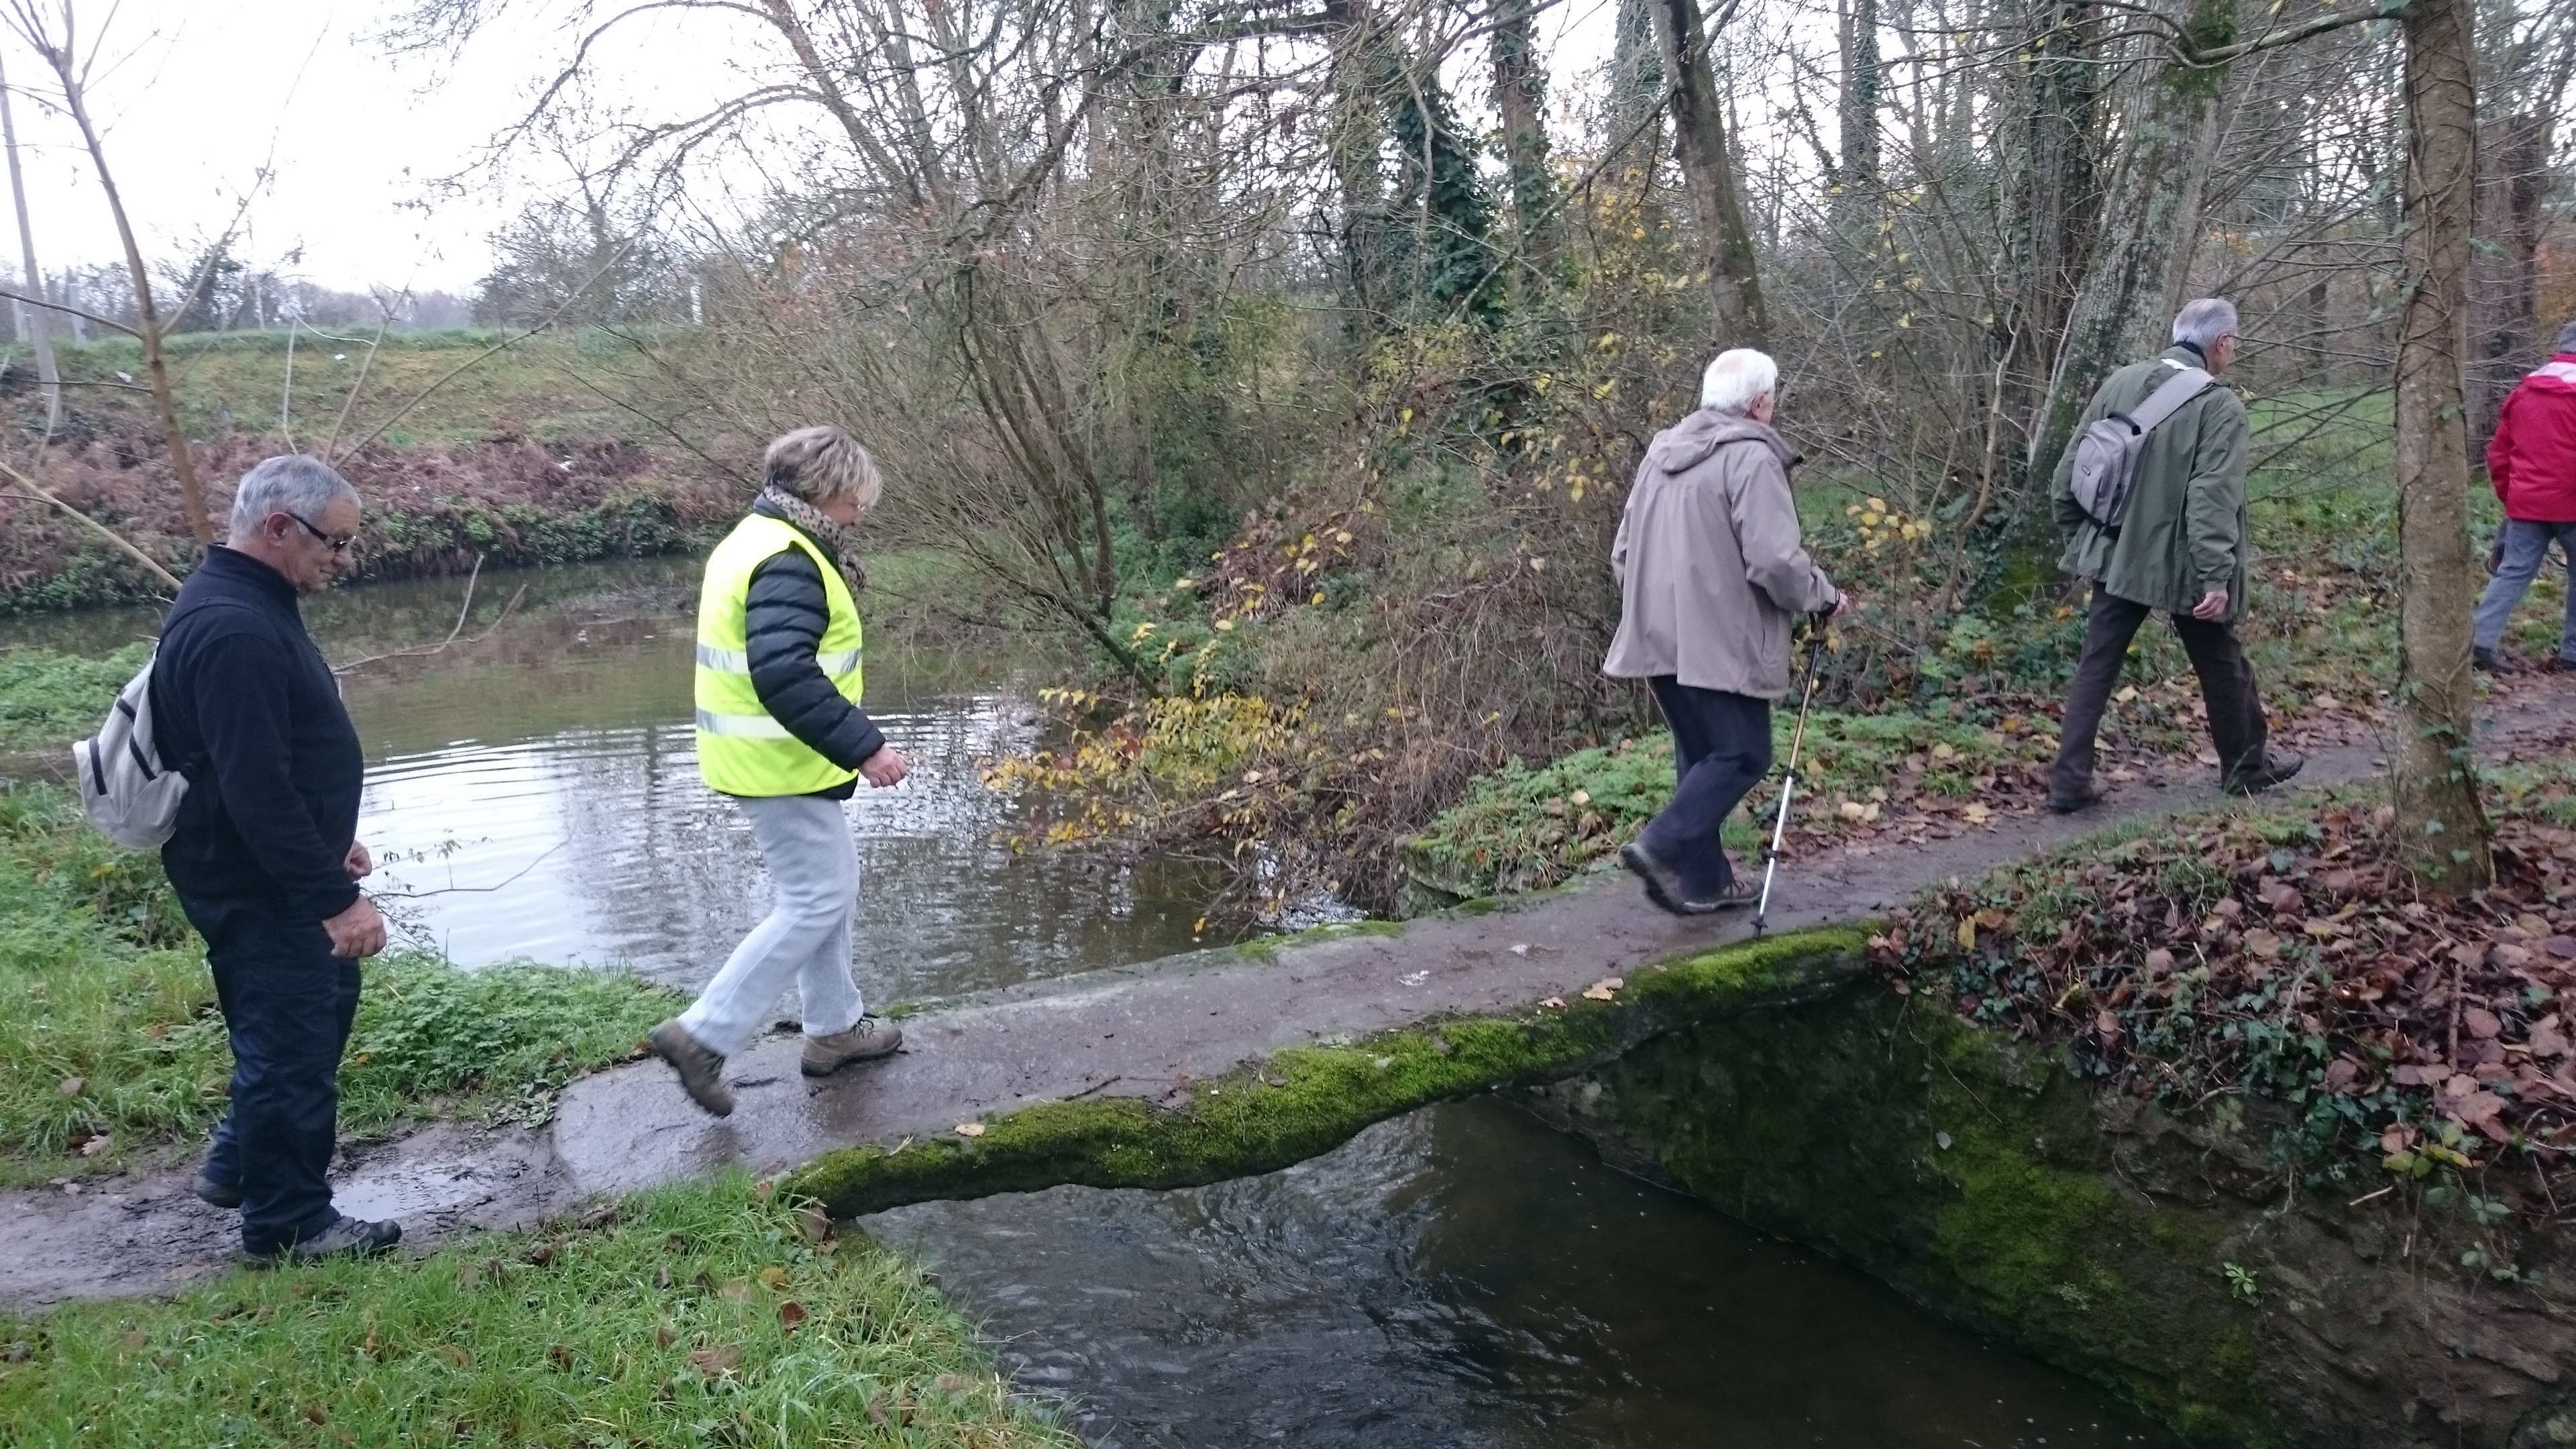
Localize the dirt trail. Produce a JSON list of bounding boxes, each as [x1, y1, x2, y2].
[[9, 681, 2574, 1309]]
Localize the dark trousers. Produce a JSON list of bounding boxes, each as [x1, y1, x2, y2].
[[2049, 585, 2267, 799], [179, 888, 360, 1254], [1641, 678, 1773, 898]]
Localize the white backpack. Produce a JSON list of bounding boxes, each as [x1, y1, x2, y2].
[[2068, 360, 2213, 529], [72, 651, 191, 849]]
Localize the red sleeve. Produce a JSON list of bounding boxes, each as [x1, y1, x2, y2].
[[2489, 390, 2520, 506]]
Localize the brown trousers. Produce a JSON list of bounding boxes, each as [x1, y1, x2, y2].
[[2048, 585, 2267, 799]]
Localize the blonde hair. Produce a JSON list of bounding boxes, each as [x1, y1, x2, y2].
[[764, 426, 884, 513]]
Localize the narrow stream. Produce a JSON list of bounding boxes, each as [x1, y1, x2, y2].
[[873, 1097, 2179, 1449], [10, 560, 2176, 1445]]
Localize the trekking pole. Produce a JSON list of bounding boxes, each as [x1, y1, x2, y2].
[[1752, 618, 1831, 938]]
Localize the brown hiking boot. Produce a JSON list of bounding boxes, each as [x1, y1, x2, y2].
[[647, 1019, 735, 1117], [802, 1018, 904, 1077], [2047, 782, 2108, 815]]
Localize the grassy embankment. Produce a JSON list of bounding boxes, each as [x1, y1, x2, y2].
[[0, 1171, 1074, 1448], [0, 777, 684, 1187], [2, 329, 741, 614]]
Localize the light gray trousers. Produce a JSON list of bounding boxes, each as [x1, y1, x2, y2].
[[678, 792, 865, 1058]]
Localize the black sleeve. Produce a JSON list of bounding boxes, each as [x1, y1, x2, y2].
[[188, 631, 362, 920], [744, 549, 886, 769]]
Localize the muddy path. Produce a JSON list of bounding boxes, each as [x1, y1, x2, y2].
[[9, 679, 2574, 1310]]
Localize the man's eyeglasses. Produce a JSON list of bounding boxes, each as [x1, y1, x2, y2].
[[285, 513, 358, 554]]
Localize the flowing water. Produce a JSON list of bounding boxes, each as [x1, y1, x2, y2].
[[11, 561, 2177, 1446], [873, 1097, 2182, 1449]]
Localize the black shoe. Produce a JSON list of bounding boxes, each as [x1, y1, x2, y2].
[[2047, 784, 2108, 815], [192, 1172, 241, 1210], [647, 1019, 736, 1117], [246, 1215, 401, 1267], [1619, 841, 1689, 916], [2224, 749, 2305, 796], [2473, 646, 2502, 672]]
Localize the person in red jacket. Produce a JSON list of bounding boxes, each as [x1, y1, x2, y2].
[[2477, 321, 2576, 671]]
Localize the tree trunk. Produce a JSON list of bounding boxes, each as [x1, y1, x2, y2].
[[1994, 0, 2100, 563], [1323, 0, 1391, 324], [2469, 109, 2544, 455], [2035, 30, 2227, 482], [1490, 0, 1556, 284], [1649, 0, 1767, 343], [1836, 0, 1882, 200], [2391, 0, 2492, 892], [0, 53, 58, 434]]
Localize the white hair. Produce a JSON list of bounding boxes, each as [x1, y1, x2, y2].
[[227, 455, 357, 539], [1700, 349, 1779, 415], [2171, 298, 2239, 353]]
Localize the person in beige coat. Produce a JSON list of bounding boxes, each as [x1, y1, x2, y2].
[[1605, 349, 1847, 914]]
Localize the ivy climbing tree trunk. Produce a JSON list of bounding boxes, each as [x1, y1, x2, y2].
[[1490, 0, 1556, 286], [2391, 0, 2493, 892], [1649, 0, 1768, 344]]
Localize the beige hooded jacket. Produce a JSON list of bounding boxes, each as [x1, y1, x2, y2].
[[1602, 410, 1839, 700]]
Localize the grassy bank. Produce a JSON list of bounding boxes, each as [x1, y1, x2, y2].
[[0, 645, 148, 755], [0, 782, 683, 1186], [0, 1173, 1074, 1448]]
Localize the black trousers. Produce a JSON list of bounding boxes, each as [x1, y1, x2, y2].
[[1641, 678, 1773, 898], [2049, 585, 2267, 799], [180, 888, 362, 1254]]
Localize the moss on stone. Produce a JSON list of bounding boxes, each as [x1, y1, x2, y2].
[[783, 928, 1868, 1217], [1562, 984, 2285, 1448]]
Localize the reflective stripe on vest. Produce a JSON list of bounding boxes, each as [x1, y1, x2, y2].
[[692, 513, 865, 796]]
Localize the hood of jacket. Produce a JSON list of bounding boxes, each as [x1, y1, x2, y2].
[[1650, 409, 1797, 477]]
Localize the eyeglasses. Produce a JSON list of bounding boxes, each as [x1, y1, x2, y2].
[[285, 513, 358, 554]]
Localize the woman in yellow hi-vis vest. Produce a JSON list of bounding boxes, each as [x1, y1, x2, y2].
[[646, 427, 911, 1118]]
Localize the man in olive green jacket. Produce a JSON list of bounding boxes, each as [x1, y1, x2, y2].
[[2045, 298, 2301, 810]]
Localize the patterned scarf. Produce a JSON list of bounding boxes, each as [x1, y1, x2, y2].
[[759, 484, 867, 593]]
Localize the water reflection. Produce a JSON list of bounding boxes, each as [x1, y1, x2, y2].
[[7, 559, 1224, 1000], [871, 1097, 2182, 1449]]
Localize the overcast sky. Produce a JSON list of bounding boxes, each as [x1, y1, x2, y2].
[[0, 0, 1621, 299]]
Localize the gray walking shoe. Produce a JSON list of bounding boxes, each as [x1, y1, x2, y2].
[[246, 1214, 400, 1267], [647, 1019, 735, 1117], [802, 1018, 904, 1077], [192, 1171, 241, 1209]]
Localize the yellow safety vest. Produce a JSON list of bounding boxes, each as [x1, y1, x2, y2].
[[693, 513, 865, 797]]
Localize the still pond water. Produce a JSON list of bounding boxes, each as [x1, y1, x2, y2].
[[9, 559, 2178, 1448]]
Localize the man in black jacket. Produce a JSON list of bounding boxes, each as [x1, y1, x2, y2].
[[153, 454, 398, 1263]]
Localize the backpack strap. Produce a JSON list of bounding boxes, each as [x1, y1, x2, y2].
[[2123, 364, 2214, 433]]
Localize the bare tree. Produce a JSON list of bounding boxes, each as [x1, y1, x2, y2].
[[0, 48, 58, 432]]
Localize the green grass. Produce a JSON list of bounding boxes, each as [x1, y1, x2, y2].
[[1403, 708, 2047, 898], [0, 644, 149, 755], [0, 1173, 1075, 1449], [41, 329, 662, 447], [0, 782, 684, 1185]]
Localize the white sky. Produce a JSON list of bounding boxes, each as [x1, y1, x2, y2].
[[0, 0, 1623, 297]]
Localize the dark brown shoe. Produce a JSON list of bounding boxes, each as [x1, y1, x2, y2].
[[1620, 840, 1690, 916], [2224, 750, 2305, 797], [647, 1019, 735, 1117], [2047, 783, 2108, 814], [1678, 880, 1762, 912]]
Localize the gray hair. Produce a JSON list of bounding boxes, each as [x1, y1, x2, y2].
[[2553, 318, 2576, 354], [1701, 348, 1780, 415], [2171, 298, 2240, 353], [765, 426, 884, 513], [227, 455, 357, 539]]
